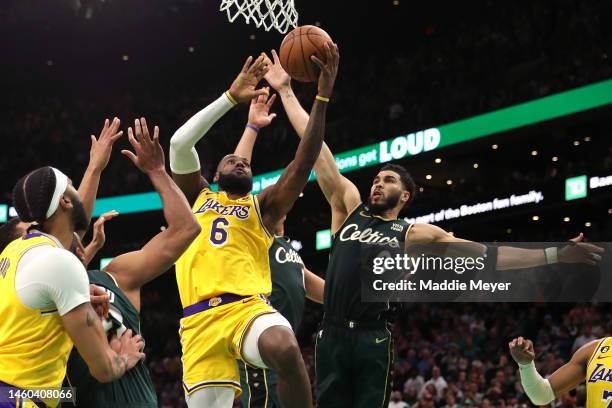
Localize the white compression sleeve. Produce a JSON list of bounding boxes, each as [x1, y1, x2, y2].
[[170, 92, 236, 174], [519, 361, 555, 405]]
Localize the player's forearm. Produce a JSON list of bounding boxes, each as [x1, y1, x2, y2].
[[304, 268, 324, 304], [83, 241, 102, 268], [77, 166, 102, 238], [496, 247, 550, 270], [94, 350, 129, 383], [280, 87, 340, 201], [170, 92, 236, 174], [233, 126, 259, 162], [518, 361, 555, 405], [147, 169, 199, 235], [292, 99, 327, 177]]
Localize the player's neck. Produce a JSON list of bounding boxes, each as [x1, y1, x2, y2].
[[371, 207, 400, 221], [42, 219, 74, 249], [220, 188, 249, 200]]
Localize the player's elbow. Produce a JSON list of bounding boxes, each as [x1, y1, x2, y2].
[[89, 361, 115, 383], [185, 220, 202, 241]]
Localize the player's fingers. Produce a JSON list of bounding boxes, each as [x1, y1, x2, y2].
[[253, 87, 269, 97], [101, 118, 110, 133], [251, 97, 257, 106], [134, 119, 144, 144], [241, 56, 253, 73], [570, 232, 584, 243], [257, 92, 266, 104], [271, 49, 281, 64], [127, 127, 140, 149], [311, 55, 326, 70], [110, 130, 124, 142], [581, 243, 605, 253], [140, 117, 151, 142], [153, 126, 160, 144], [109, 117, 120, 134], [248, 55, 264, 74], [90, 135, 97, 145], [121, 150, 138, 165], [268, 113, 277, 122], [266, 93, 277, 108]]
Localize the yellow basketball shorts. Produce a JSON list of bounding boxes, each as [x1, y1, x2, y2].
[[179, 294, 276, 397]]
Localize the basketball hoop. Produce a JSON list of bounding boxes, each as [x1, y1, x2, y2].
[[219, 0, 298, 34]]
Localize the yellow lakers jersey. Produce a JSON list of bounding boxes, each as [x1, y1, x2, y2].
[[176, 189, 274, 306], [0, 233, 73, 407], [586, 337, 612, 407]]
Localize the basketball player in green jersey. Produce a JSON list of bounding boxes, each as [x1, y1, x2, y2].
[[262, 50, 604, 407], [65, 117, 201, 407], [230, 94, 325, 407]]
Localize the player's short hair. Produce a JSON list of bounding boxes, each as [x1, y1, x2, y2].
[[380, 163, 416, 205], [12, 166, 57, 224], [0, 218, 23, 253]]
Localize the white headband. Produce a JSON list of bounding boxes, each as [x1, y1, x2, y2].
[[45, 167, 69, 219]]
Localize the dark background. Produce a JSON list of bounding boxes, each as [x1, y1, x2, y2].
[[2, 0, 612, 406]]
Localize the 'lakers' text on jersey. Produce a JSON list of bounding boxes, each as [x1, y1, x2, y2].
[[587, 337, 612, 407], [176, 189, 273, 307], [324, 204, 411, 321]]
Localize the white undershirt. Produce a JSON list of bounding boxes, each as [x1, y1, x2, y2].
[[15, 242, 90, 316]]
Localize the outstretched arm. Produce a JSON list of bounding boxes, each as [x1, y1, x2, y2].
[[258, 43, 339, 232], [408, 224, 604, 270], [304, 267, 324, 304], [233, 91, 277, 161], [105, 118, 201, 311], [170, 56, 270, 204], [264, 49, 360, 234], [77, 118, 123, 238], [509, 336, 598, 404]]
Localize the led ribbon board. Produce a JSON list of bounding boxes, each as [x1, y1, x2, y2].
[[4, 79, 609, 219]]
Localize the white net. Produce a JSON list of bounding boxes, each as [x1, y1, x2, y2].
[[219, 0, 298, 34]]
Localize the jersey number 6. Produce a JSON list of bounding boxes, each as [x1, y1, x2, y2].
[[210, 217, 230, 246]]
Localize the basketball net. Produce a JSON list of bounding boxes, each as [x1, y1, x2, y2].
[[219, 0, 298, 34]]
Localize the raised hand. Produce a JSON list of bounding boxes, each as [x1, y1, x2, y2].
[[89, 118, 123, 172], [121, 118, 165, 174], [311, 42, 339, 98], [248, 90, 277, 129], [509, 337, 535, 365], [263, 50, 291, 91], [228, 55, 270, 104], [559, 233, 605, 265], [90, 210, 119, 250]]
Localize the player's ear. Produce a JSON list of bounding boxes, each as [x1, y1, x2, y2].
[[213, 172, 219, 183], [59, 194, 73, 210], [400, 191, 410, 204]]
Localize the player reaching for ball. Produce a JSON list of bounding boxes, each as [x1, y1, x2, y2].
[[261, 47, 605, 408], [64, 118, 201, 408], [509, 336, 612, 407], [0, 122, 144, 407], [231, 94, 325, 407], [169, 49, 337, 408]]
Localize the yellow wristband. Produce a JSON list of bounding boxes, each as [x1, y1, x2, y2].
[[225, 90, 238, 105], [315, 95, 330, 103]]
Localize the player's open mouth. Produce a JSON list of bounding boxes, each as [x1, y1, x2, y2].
[[372, 191, 383, 199]]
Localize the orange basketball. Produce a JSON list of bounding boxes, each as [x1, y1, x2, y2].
[[279, 25, 333, 83]]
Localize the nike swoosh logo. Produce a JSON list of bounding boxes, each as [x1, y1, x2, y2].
[[375, 337, 388, 344]]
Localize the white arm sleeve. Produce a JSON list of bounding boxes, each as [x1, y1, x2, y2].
[[15, 246, 90, 316], [518, 361, 556, 405], [170, 92, 236, 174]]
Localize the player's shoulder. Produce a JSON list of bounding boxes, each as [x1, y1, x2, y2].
[[575, 338, 606, 364]]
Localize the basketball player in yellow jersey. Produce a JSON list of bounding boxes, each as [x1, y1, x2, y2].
[[170, 45, 338, 408], [0, 123, 144, 407], [509, 335, 612, 406]]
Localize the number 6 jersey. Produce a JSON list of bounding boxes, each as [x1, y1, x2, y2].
[[175, 189, 273, 307]]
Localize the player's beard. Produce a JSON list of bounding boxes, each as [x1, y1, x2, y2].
[[368, 190, 401, 215], [218, 172, 253, 196], [71, 196, 90, 232]]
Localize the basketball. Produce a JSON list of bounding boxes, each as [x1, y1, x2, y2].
[[279, 25, 333, 83]]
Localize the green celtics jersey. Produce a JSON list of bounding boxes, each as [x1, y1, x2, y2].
[[269, 236, 306, 330], [324, 203, 410, 321], [65, 270, 157, 408]]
